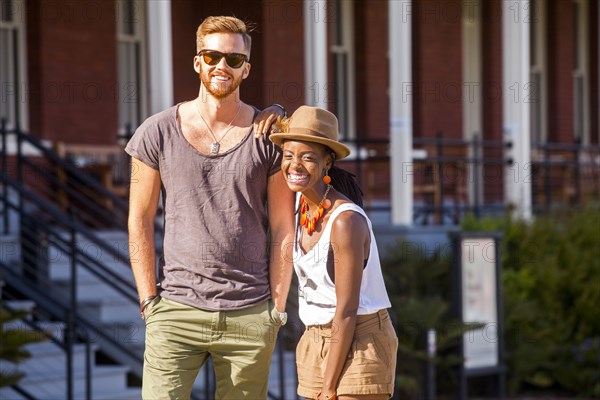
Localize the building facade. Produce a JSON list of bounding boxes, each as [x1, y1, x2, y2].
[[2, 0, 598, 225]]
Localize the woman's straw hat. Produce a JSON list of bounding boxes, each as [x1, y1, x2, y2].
[[269, 106, 351, 160]]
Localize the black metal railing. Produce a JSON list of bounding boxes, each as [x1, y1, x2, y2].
[[339, 133, 513, 224], [0, 176, 142, 396], [339, 133, 599, 224], [0, 122, 150, 399], [1, 270, 95, 399], [531, 139, 600, 210]]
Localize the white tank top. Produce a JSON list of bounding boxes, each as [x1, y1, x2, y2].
[[294, 201, 392, 326]]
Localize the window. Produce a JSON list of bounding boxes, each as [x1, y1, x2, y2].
[[330, 0, 355, 140], [0, 0, 26, 130], [116, 0, 147, 138], [530, 0, 547, 145], [573, 0, 589, 144]]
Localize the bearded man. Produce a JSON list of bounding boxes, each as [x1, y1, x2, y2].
[[125, 16, 294, 399]]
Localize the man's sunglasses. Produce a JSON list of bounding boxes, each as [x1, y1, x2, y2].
[[197, 50, 248, 69]]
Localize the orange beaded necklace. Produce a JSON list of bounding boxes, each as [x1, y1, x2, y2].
[[299, 184, 332, 235]]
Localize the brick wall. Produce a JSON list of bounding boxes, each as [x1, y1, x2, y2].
[[547, 0, 574, 143], [412, 0, 463, 139], [171, 1, 201, 104], [481, 0, 504, 202], [26, 0, 118, 144], [355, 0, 389, 140], [261, 0, 305, 112]]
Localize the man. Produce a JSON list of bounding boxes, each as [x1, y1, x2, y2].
[[126, 16, 294, 399]]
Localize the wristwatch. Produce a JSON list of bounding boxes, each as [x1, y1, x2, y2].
[[278, 311, 288, 326]]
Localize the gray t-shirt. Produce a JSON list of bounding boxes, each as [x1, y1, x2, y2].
[[125, 104, 282, 311]]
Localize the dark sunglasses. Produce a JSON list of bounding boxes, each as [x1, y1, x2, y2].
[[197, 50, 248, 69]]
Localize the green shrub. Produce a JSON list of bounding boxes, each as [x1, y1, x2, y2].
[[0, 302, 48, 388], [462, 208, 600, 397]]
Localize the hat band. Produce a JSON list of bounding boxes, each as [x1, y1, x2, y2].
[[287, 127, 338, 142]]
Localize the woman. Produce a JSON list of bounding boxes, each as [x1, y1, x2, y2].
[[270, 106, 398, 400]]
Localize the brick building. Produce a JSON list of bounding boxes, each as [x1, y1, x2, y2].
[[2, 0, 598, 225]]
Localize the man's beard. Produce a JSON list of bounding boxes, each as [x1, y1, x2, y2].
[[199, 65, 243, 99]]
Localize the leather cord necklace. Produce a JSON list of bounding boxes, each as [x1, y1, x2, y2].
[[195, 99, 241, 154]]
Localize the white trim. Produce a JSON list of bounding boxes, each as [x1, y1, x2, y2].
[[389, 0, 413, 226], [0, 0, 29, 131], [462, 0, 482, 206], [530, 0, 547, 144], [147, 0, 173, 115], [573, 0, 590, 145], [502, 0, 532, 220], [462, 0, 482, 141], [330, 0, 356, 139], [304, 0, 328, 109], [116, 0, 149, 133]]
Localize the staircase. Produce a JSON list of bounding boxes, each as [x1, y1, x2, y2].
[[47, 230, 145, 349], [0, 123, 148, 398], [0, 300, 141, 400]]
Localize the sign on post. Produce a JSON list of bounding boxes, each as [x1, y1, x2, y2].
[[449, 232, 505, 399]]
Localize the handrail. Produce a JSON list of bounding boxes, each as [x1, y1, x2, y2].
[[0, 124, 128, 210], [18, 157, 127, 228], [1, 297, 91, 399], [0, 122, 165, 235], [532, 141, 600, 152], [2, 174, 133, 267], [0, 259, 143, 378]]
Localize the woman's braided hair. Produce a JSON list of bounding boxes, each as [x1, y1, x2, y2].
[[326, 153, 364, 208]]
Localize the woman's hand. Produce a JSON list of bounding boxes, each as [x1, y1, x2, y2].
[[253, 104, 286, 139]]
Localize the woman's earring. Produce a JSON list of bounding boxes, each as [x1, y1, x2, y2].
[[323, 170, 331, 185]]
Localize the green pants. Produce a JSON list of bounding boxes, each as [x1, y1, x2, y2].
[[142, 297, 281, 399]]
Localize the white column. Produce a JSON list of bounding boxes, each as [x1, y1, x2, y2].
[[502, 0, 532, 220], [304, 0, 328, 108], [462, 0, 483, 206], [389, 0, 413, 225], [147, 0, 174, 114]]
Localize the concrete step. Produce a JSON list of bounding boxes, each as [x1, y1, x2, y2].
[[92, 388, 143, 400], [0, 341, 98, 376], [78, 298, 141, 324], [80, 321, 146, 348], [16, 364, 130, 398], [48, 257, 133, 282], [0, 386, 142, 400], [46, 230, 132, 276], [1, 300, 36, 316], [51, 277, 136, 302], [0, 234, 20, 266], [3, 315, 68, 341]]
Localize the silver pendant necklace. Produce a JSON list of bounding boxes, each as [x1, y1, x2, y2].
[[195, 100, 241, 154]]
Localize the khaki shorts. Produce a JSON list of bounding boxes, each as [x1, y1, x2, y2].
[[296, 309, 398, 398]]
